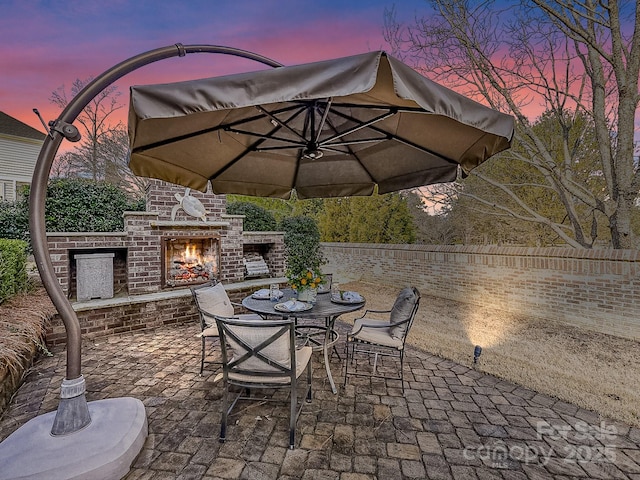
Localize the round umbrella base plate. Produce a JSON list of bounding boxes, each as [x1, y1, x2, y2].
[[0, 397, 147, 480]]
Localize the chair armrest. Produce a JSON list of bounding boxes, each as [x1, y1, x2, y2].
[[388, 318, 410, 328], [356, 319, 391, 328], [355, 308, 392, 321], [351, 318, 391, 336]]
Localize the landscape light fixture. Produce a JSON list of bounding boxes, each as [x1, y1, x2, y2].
[[473, 345, 482, 364]]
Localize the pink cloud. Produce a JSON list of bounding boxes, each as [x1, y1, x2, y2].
[[1, 2, 393, 132]]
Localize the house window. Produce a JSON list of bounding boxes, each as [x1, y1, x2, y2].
[[16, 182, 29, 200], [0, 181, 17, 202]]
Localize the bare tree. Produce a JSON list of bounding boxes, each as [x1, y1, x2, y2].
[[386, 0, 640, 248], [50, 79, 123, 180], [99, 128, 148, 196], [49, 79, 146, 196]]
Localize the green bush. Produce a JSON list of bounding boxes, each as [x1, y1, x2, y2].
[[227, 201, 277, 231], [279, 216, 325, 282], [43, 178, 142, 232], [6, 178, 145, 237], [0, 199, 29, 242], [0, 239, 28, 304]]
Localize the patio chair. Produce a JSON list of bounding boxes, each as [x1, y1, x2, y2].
[[344, 286, 421, 393], [214, 315, 313, 449], [190, 281, 261, 375]]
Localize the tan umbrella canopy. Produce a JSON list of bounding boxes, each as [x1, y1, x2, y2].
[[129, 51, 514, 199]]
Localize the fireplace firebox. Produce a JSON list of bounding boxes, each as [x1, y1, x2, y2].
[[162, 236, 220, 288]]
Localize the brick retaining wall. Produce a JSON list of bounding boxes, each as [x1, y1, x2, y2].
[[322, 243, 640, 341], [45, 282, 281, 347]]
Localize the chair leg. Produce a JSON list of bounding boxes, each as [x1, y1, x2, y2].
[[289, 381, 297, 449], [399, 350, 405, 394], [331, 345, 342, 360], [219, 386, 229, 443], [343, 341, 350, 387], [200, 337, 205, 376]]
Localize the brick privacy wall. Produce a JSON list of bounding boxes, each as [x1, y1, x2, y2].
[[322, 243, 640, 341], [45, 285, 267, 347]]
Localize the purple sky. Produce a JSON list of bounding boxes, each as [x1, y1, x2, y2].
[[1, 0, 425, 132]]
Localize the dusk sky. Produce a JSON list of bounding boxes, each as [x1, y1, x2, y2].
[[1, 0, 426, 133]]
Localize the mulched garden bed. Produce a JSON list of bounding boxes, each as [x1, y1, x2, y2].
[[0, 286, 55, 414]]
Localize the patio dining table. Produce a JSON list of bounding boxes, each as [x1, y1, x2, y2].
[[242, 288, 365, 394]]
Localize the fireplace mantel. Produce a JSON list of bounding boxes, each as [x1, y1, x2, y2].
[[150, 220, 230, 228]]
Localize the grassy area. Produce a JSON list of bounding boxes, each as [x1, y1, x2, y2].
[[340, 281, 640, 428]]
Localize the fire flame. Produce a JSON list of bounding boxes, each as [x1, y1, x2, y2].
[[183, 244, 201, 264]]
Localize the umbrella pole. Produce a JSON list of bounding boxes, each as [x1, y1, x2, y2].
[[0, 43, 282, 480], [28, 42, 281, 437], [30, 131, 92, 434]]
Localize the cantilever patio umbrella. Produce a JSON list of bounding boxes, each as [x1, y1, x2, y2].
[[128, 51, 514, 198], [4, 45, 513, 479]]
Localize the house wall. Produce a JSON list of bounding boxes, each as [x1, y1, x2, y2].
[[322, 243, 640, 341], [0, 134, 41, 201]]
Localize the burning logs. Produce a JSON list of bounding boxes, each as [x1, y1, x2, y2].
[[170, 260, 211, 282]]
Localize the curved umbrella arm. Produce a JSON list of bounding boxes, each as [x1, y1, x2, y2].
[[28, 43, 281, 434]]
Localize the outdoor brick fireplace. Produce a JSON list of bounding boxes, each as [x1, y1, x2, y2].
[[47, 179, 285, 301]]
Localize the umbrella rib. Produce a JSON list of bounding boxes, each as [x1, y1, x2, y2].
[[209, 107, 306, 179], [317, 102, 428, 114], [255, 145, 306, 152], [329, 108, 458, 166], [326, 138, 387, 147], [256, 105, 307, 143], [225, 127, 306, 147], [314, 99, 332, 144], [131, 105, 307, 153], [318, 110, 395, 147], [322, 115, 376, 183]]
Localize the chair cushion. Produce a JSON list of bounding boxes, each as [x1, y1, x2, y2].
[[196, 283, 234, 323], [389, 287, 418, 340], [351, 318, 404, 349], [217, 345, 312, 384]]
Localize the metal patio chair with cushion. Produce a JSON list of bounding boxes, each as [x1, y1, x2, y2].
[[214, 315, 313, 449], [190, 281, 262, 375], [344, 286, 421, 393]]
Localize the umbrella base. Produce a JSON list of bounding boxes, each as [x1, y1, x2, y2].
[[0, 397, 147, 480]]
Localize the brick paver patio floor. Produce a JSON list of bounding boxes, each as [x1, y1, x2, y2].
[[1, 321, 639, 479]]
